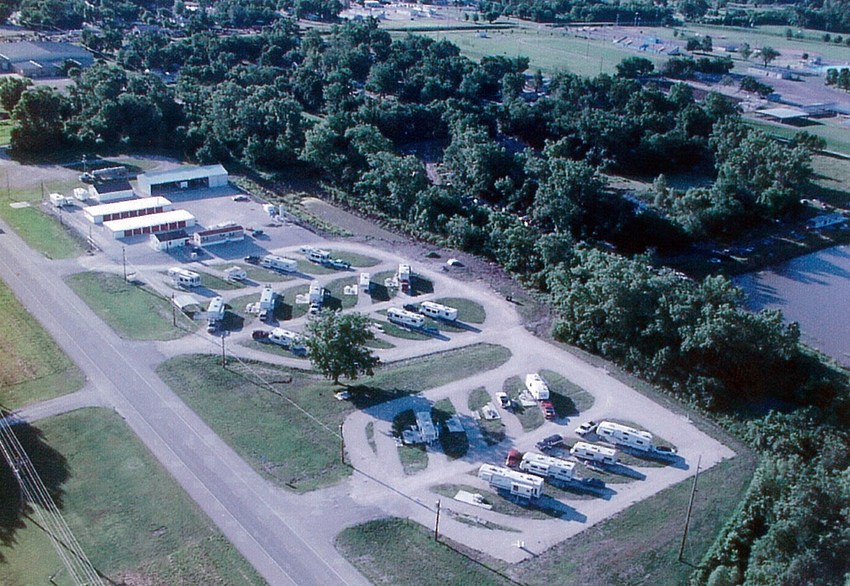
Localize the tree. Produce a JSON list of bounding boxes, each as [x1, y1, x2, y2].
[[10, 88, 68, 154], [0, 78, 28, 113], [758, 46, 780, 67], [616, 56, 655, 78], [740, 42, 752, 60], [304, 311, 380, 384]]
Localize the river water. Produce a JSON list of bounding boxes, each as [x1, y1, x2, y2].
[[734, 245, 850, 368]]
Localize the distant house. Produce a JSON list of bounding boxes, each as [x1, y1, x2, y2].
[[0, 41, 94, 78]]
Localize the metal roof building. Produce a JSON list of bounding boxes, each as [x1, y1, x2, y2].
[[193, 224, 244, 246], [84, 196, 172, 224], [88, 180, 135, 203], [104, 209, 195, 239], [137, 164, 229, 195], [150, 229, 190, 251], [0, 41, 94, 78]]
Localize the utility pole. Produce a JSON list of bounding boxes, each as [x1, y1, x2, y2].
[[220, 334, 226, 367], [679, 455, 702, 562], [122, 247, 127, 281], [434, 500, 441, 541], [171, 293, 176, 327], [339, 422, 345, 465]]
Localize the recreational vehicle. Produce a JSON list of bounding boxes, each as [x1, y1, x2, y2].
[[525, 373, 550, 401], [570, 441, 618, 465], [206, 296, 225, 332], [261, 255, 298, 273], [259, 285, 277, 312], [387, 307, 425, 329], [225, 266, 247, 282], [269, 328, 304, 351], [419, 301, 458, 321], [596, 421, 653, 451], [168, 267, 201, 288], [359, 272, 371, 294], [519, 452, 576, 482], [478, 464, 543, 499]]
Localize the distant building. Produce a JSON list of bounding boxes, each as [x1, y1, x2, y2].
[[192, 224, 244, 247], [137, 164, 229, 196], [150, 229, 190, 251], [0, 41, 94, 78], [84, 196, 171, 224], [88, 180, 135, 203], [104, 209, 196, 239]]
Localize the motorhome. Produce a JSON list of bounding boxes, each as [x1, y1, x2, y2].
[[167, 267, 201, 288], [596, 421, 653, 451], [306, 248, 331, 264], [359, 272, 371, 294], [269, 328, 304, 351], [525, 373, 550, 401], [419, 301, 458, 321], [570, 441, 618, 465], [225, 266, 247, 282], [206, 296, 225, 332], [259, 285, 277, 312], [387, 307, 425, 329]]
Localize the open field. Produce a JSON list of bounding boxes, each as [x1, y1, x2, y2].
[[0, 278, 84, 409], [199, 270, 246, 291], [324, 275, 359, 310], [0, 181, 86, 259], [65, 271, 197, 341], [338, 439, 755, 586], [329, 250, 380, 267], [745, 116, 850, 157], [0, 409, 265, 586], [434, 297, 486, 324], [157, 344, 511, 492], [233, 262, 295, 283]]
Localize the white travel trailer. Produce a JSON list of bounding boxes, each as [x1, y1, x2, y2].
[[269, 328, 304, 351], [387, 308, 425, 329], [308, 282, 324, 305], [397, 264, 412, 293], [519, 452, 576, 482], [419, 301, 458, 321], [259, 285, 277, 311], [525, 373, 550, 401], [305, 247, 331, 264], [416, 411, 439, 444], [570, 441, 619, 465], [206, 296, 225, 332], [478, 464, 544, 499], [596, 421, 653, 451], [261, 255, 298, 273], [168, 267, 201, 288], [359, 272, 371, 294], [225, 266, 247, 282], [49, 192, 73, 208]]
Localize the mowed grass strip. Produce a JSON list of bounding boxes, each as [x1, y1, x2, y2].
[[0, 409, 265, 586], [539, 369, 594, 417], [434, 297, 486, 324], [65, 271, 197, 341], [336, 518, 513, 586], [0, 278, 84, 408], [0, 202, 85, 259], [157, 344, 511, 492]]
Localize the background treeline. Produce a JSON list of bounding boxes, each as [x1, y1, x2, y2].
[[4, 18, 849, 584]]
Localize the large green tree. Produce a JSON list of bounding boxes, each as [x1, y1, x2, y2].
[[305, 311, 380, 384]]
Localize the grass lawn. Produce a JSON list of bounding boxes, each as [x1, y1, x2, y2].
[[392, 410, 430, 476], [297, 258, 339, 275], [744, 116, 850, 157], [373, 318, 431, 341], [198, 271, 246, 291], [434, 297, 486, 324], [324, 276, 359, 310], [539, 369, 594, 417], [467, 388, 505, 445], [0, 118, 14, 146], [467, 387, 492, 411], [157, 344, 511, 492], [234, 263, 295, 283], [0, 200, 86, 259], [365, 336, 396, 349], [0, 279, 84, 409], [0, 409, 265, 586], [329, 250, 380, 267], [240, 339, 309, 360], [369, 270, 399, 303], [65, 272, 197, 341], [502, 376, 544, 432], [336, 518, 512, 586], [366, 421, 377, 453]]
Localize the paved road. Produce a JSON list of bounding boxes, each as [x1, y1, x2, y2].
[[0, 217, 373, 586]]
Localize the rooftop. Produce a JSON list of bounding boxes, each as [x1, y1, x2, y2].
[[139, 164, 228, 185], [85, 196, 171, 216], [152, 229, 189, 242], [92, 180, 133, 194], [104, 209, 195, 232], [0, 41, 93, 65]]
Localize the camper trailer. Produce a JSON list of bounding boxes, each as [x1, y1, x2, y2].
[[258, 285, 277, 313], [168, 267, 201, 288], [478, 464, 544, 499], [206, 296, 225, 332], [397, 264, 411, 293], [225, 266, 247, 282], [525, 373, 550, 401], [419, 301, 458, 321], [304, 247, 331, 264], [261, 255, 297, 273], [269, 328, 304, 351], [596, 421, 653, 451], [570, 441, 619, 465], [519, 452, 576, 482], [387, 307, 425, 329], [359, 272, 371, 294], [49, 192, 73, 208]]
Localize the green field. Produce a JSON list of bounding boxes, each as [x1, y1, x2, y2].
[[65, 272, 197, 341], [745, 116, 850, 157], [329, 250, 380, 267], [199, 271, 246, 291], [157, 344, 511, 492], [233, 263, 295, 283], [0, 409, 265, 586], [324, 276, 359, 310], [434, 297, 486, 324], [539, 369, 594, 417], [0, 180, 86, 259], [0, 278, 84, 409]]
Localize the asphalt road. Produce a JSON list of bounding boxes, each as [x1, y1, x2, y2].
[[0, 216, 373, 586]]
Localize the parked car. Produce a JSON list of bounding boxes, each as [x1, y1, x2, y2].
[[541, 401, 556, 420], [505, 449, 522, 468], [309, 303, 321, 315], [329, 259, 351, 270], [653, 445, 678, 457], [495, 392, 511, 409], [244, 255, 260, 264], [258, 309, 270, 322], [536, 434, 564, 451], [232, 194, 249, 202], [252, 330, 269, 341], [252, 229, 264, 237], [576, 421, 598, 436], [403, 303, 419, 313]]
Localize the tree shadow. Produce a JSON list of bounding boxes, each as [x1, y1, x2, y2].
[[549, 391, 578, 418], [220, 311, 244, 332], [274, 302, 293, 322], [345, 384, 412, 409], [0, 416, 70, 563], [409, 276, 433, 296], [324, 295, 343, 311], [369, 283, 391, 302]]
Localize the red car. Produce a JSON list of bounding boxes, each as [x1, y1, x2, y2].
[[541, 401, 556, 420]]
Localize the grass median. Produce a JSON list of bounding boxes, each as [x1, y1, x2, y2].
[[0, 408, 265, 586], [0, 278, 84, 408], [0, 184, 86, 259], [157, 343, 511, 492]]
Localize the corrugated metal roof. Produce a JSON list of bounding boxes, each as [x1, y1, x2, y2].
[[139, 164, 228, 186], [85, 196, 171, 216], [104, 209, 195, 232], [152, 229, 189, 242], [92, 180, 133, 194]]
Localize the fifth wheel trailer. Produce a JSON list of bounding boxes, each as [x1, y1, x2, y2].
[[596, 421, 653, 451], [570, 441, 618, 465], [206, 296, 225, 332], [168, 267, 201, 288], [419, 301, 458, 321], [387, 307, 425, 329], [519, 452, 576, 482], [478, 464, 543, 499]]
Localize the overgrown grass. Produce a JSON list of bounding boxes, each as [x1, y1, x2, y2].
[[157, 344, 511, 492], [66, 272, 197, 341], [0, 279, 85, 409], [0, 409, 265, 586], [503, 376, 544, 432]]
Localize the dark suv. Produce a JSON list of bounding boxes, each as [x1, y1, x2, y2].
[[536, 434, 564, 451]]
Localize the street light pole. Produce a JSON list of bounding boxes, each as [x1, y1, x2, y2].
[[122, 247, 127, 281], [434, 500, 441, 541], [339, 422, 345, 465]]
